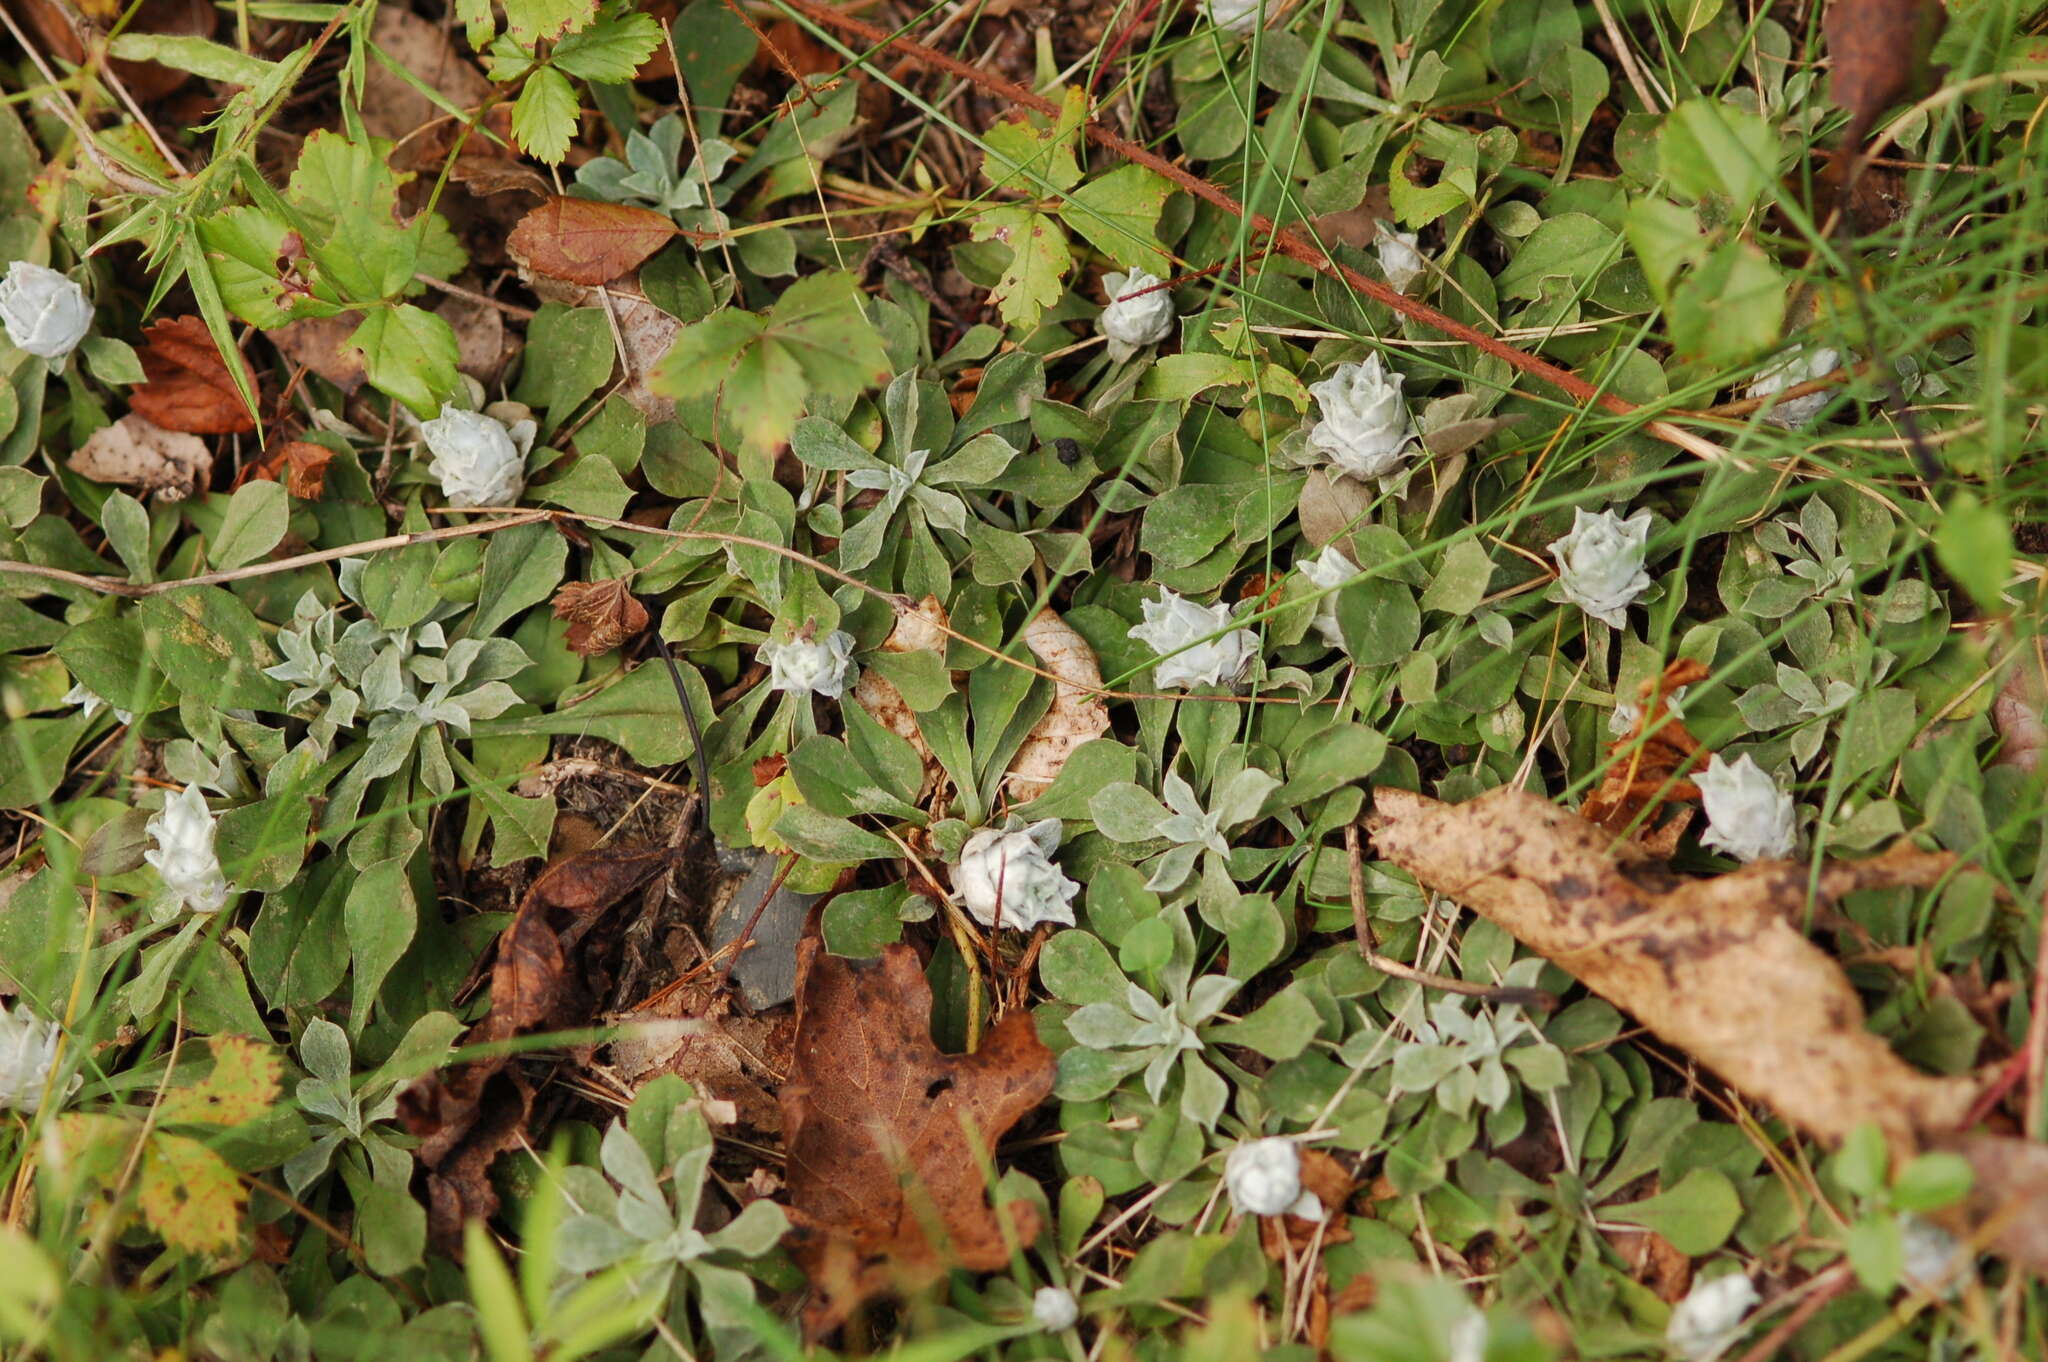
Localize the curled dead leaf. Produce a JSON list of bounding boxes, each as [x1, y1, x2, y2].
[[1296, 468, 1374, 553], [244, 440, 334, 500], [69, 413, 214, 501], [509, 197, 682, 287], [1579, 658, 1711, 856], [1825, 0, 1948, 146], [552, 579, 651, 656], [1004, 608, 1110, 802], [128, 316, 259, 435], [1366, 786, 1976, 1152], [781, 941, 1055, 1338]]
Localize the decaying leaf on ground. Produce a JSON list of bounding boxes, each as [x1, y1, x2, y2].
[[242, 439, 334, 499], [398, 846, 678, 1241], [780, 940, 1055, 1338], [68, 413, 215, 500], [1578, 659, 1710, 854], [608, 972, 794, 1132], [552, 578, 651, 656], [509, 197, 682, 287], [853, 594, 949, 798], [1367, 786, 1975, 1150], [268, 313, 368, 394], [1003, 608, 1110, 802], [1992, 647, 2046, 775], [127, 316, 259, 435], [1825, 0, 1949, 151]]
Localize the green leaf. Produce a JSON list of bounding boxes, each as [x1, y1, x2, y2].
[[345, 856, 416, 1032], [348, 305, 460, 418], [969, 207, 1072, 332], [1061, 165, 1172, 276], [1668, 240, 1784, 364], [1038, 929, 1127, 1006], [651, 272, 891, 457], [1623, 196, 1703, 301], [465, 1221, 533, 1362], [552, 10, 661, 81], [138, 588, 286, 711], [100, 490, 154, 583], [211, 480, 289, 569], [0, 466, 44, 529], [1206, 983, 1319, 1060], [1606, 1168, 1742, 1254], [1419, 539, 1494, 614], [1495, 213, 1617, 302], [1336, 577, 1421, 667], [108, 33, 277, 85], [1845, 1214, 1904, 1294], [1012, 738, 1139, 820], [821, 884, 912, 958], [1660, 98, 1779, 210], [770, 804, 893, 862], [512, 67, 580, 166], [474, 662, 708, 765], [503, 0, 599, 46], [514, 304, 616, 432], [1935, 493, 2011, 613], [979, 88, 1086, 194], [1278, 724, 1386, 804], [1891, 1152, 1974, 1212]]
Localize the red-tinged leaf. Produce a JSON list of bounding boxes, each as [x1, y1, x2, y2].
[[128, 315, 260, 435], [508, 196, 681, 286]]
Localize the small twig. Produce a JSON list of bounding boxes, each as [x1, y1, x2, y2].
[[773, 0, 1737, 468], [1343, 824, 1556, 1009], [414, 274, 538, 320]]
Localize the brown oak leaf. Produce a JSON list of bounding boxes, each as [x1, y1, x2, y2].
[[508, 197, 681, 286], [128, 316, 258, 435], [552, 579, 650, 656], [780, 941, 1055, 1339]]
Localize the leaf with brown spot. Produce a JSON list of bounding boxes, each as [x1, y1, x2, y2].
[[1366, 786, 1974, 1153], [398, 845, 678, 1242], [552, 579, 651, 656], [128, 316, 259, 435], [780, 941, 1055, 1339], [509, 197, 681, 286]]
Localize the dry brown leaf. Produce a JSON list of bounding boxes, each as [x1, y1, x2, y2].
[[361, 6, 492, 146], [450, 156, 553, 200], [69, 413, 214, 501], [781, 941, 1055, 1339], [609, 974, 793, 1132], [1991, 650, 2046, 775], [552, 579, 651, 656], [1259, 1148, 1356, 1260], [244, 440, 334, 500], [1296, 468, 1374, 554], [853, 595, 948, 797], [1003, 608, 1110, 802], [1934, 1132, 2048, 1273], [127, 316, 258, 435], [398, 846, 678, 1242], [436, 294, 516, 384], [1366, 786, 1976, 1151], [269, 314, 368, 394], [1579, 658, 1709, 856], [509, 197, 682, 287], [1825, 0, 1948, 147]]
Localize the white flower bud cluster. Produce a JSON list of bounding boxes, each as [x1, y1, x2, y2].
[[1548, 508, 1652, 628], [421, 405, 536, 507], [1665, 1273, 1758, 1362], [1694, 754, 1797, 862], [1098, 270, 1176, 362], [0, 1003, 79, 1115], [955, 819, 1078, 931], [1305, 355, 1418, 487], [1031, 1286, 1079, 1332], [761, 630, 858, 699], [143, 784, 230, 916], [1296, 542, 1358, 651], [0, 261, 92, 367], [1377, 228, 1427, 294], [1223, 1137, 1323, 1218], [1129, 589, 1257, 689], [1746, 345, 1841, 429], [1203, 0, 1265, 33]]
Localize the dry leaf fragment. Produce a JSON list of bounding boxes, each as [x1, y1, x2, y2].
[[853, 595, 949, 796], [1004, 608, 1110, 802], [1579, 659, 1710, 854], [242, 440, 334, 500], [524, 273, 676, 419], [361, 6, 492, 145], [1991, 650, 2046, 775], [1825, 0, 1948, 147], [69, 413, 215, 501], [269, 314, 368, 394], [509, 197, 682, 286], [127, 316, 259, 435], [1366, 786, 1976, 1151], [781, 941, 1055, 1339], [552, 579, 651, 656], [398, 846, 679, 1242]]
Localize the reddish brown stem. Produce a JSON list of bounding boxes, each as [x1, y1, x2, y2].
[[775, 0, 1732, 465]]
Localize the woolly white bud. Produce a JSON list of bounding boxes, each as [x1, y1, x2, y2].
[[1129, 589, 1257, 689], [1223, 1137, 1322, 1217], [760, 630, 858, 699], [1306, 356, 1417, 486], [421, 405, 534, 507], [1746, 346, 1841, 429], [1665, 1274, 1758, 1362], [1377, 228, 1427, 294], [1694, 754, 1797, 863], [1203, 0, 1265, 32], [1548, 507, 1652, 628], [143, 784, 230, 915], [1099, 270, 1176, 362], [1031, 1286, 1079, 1332], [1296, 543, 1358, 651], [1899, 1214, 1972, 1298], [0, 1003, 79, 1115], [955, 819, 1078, 931], [0, 261, 92, 366]]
